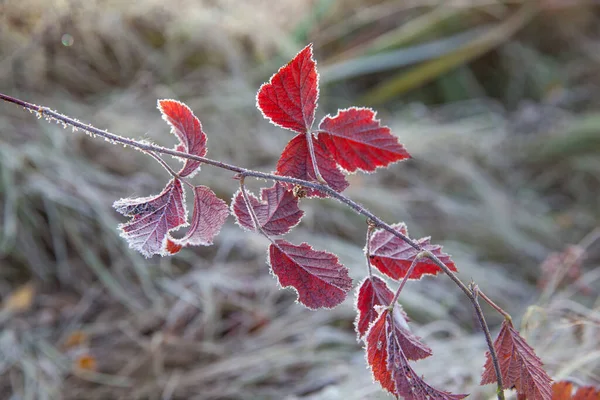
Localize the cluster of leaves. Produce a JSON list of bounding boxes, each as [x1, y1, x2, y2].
[[113, 99, 229, 257], [551, 381, 600, 400], [112, 45, 556, 399]]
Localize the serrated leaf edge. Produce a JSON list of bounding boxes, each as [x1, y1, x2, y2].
[[255, 43, 320, 135]]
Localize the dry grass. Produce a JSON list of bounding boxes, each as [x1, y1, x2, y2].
[[0, 0, 599, 399]]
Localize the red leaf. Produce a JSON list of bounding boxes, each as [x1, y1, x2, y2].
[[165, 238, 183, 255], [481, 320, 553, 400], [355, 275, 399, 340], [268, 240, 352, 309], [113, 179, 187, 257], [551, 383, 600, 400], [366, 308, 460, 399], [232, 182, 303, 236], [572, 386, 600, 400], [387, 308, 432, 362], [276, 133, 348, 197], [174, 186, 229, 247], [158, 99, 207, 177], [552, 382, 574, 400], [365, 308, 396, 395], [257, 44, 318, 134], [318, 107, 410, 173], [369, 223, 457, 281], [387, 326, 466, 400]]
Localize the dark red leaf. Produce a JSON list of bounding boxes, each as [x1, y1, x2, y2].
[[158, 99, 207, 177], [174, 186, 229, 247], [385, 307, 432, 362], [232, 182, 303, 236], [481, 320, 553, 400], [276, 133, 348, 197], [355, 275, 407, 340], [369, 223, 457, 281], [366, 308, 460, 399], [257, 44, 318, 134], [268, 240, 352, 309], [113, 178, 187, 257], [387, 326, 467, 400], [318, 107, 410, 173]]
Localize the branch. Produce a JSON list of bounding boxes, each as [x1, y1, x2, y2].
[[365, 221, 377, 277], [470, 284, 505, 400], [0, 92, 504, 399]]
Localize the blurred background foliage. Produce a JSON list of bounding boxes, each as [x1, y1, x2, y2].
[[0, 0, 599, 399]]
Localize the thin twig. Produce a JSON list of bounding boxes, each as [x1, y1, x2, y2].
[[471, 283, 505, 400], [305, 130, 327, 184], [365, 221, 376, 277], [0, 92, 505, 398], [476, 285, 512, 323], [146, 151, 186, 183], [238, 176, 274, 244], [389, 251, 427, 310]]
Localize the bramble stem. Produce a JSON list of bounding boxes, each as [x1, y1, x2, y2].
[[365, 222, 376, 277], [475, 285, 512, 323], [0, 92, 504, 399], [471, 283, 505, 400]]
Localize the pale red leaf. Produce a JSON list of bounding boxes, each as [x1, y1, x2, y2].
[[318, 107, 410, 173], [355, 275, 409, 340], [369, 223, 457, 281], [231, 182, 303, 236], [276, 133, 348, 197], [538, 245, 590, 294], [174, 186, 229, 247], [113, 179, 187, 257], [158, 99, 207, 177], [268, 240, 352, 309], [257, 44, 318, 134], [481, 320, 552, 400]]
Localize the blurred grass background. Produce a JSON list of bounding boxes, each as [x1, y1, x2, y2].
[[0, 0, 599, 399]]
